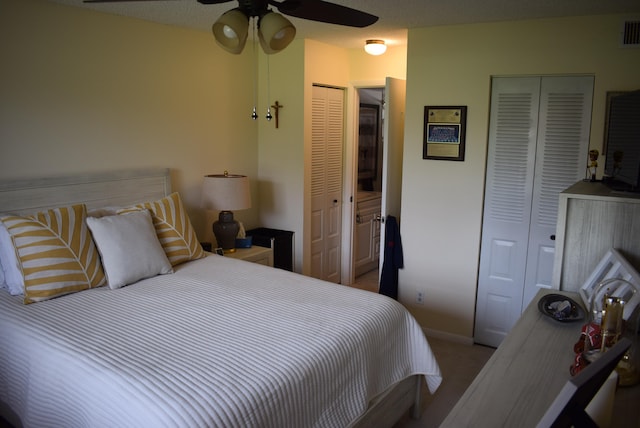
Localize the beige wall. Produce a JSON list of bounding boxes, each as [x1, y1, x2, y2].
[[255, 40, 306, 271], [255, 39, 351, 273], [255, 39, 405, 273], [0, 0, 406, 276], [348, 45, 407, 82], [6, 1, 639, 342], [401, 15, 640, 340], [0, 0, 258, 244]]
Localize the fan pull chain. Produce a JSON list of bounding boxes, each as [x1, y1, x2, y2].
[[266, 54, 273, 121], [251, 18, 259, 120]]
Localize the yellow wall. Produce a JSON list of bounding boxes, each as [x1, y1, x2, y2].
[[348, 45, 407, 82], [257, 39, 352, 273], [401, 15, 640, 340], [255, 40, 306, 271], [255, 39, 405, 273], [0, 0, 258, 243], [1, 0, 406, 276], [6, 1, 638, 342]]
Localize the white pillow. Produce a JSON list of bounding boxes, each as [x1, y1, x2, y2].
[[86, 210, 173, 289], [87, 206, 122, 218], [0, 222, 24, 295]]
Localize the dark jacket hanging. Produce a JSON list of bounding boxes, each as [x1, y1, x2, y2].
[[379, 215, 404, 300]]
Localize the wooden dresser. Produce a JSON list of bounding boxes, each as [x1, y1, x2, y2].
[[442, 183, 640, 427], [441, 290, 582, 427], [440, 289, 638, 427], [552, 181, 640, 292]]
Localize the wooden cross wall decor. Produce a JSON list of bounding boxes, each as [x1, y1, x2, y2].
[[271, 101, 283, 128]]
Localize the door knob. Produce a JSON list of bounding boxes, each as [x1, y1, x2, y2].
[[550, 235, 556, 241]]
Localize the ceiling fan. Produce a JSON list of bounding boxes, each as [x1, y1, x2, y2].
[[82, 0, 379, 54]]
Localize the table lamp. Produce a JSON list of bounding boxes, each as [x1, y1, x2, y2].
[[201, 171, 251, 253]]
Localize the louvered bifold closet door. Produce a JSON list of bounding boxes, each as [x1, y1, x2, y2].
[[523, 76, 594, 306], [474, 77, 541, 348], [310, 85, 344, 283], [474, 76, 594, 347]]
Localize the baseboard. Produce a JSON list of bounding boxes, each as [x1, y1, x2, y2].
[[423, 327, 474, 346]]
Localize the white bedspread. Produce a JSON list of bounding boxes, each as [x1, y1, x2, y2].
[[0, 254, 441, 428]]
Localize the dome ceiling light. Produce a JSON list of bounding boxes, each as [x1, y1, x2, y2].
[[364, 39, 387, 55]]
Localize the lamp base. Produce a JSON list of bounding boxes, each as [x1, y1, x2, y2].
[[213, 210, 239, 253]]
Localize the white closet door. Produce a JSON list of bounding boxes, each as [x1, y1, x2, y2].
[[311, 85, 343, 283], [523, 76, 594, 306], [474, 76, 594, 347], [474, 77, 541, 347]]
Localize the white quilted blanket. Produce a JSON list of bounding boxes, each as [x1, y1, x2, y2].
[[0, 254, 441, 427]]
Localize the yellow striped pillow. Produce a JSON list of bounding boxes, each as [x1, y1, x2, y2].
[[119, 193, 205, 266], [0, 204, 106, 304]]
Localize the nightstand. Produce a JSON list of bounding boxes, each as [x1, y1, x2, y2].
[[224, 246, 274, 267]]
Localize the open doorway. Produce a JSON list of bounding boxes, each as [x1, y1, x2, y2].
[[343, 78, 405, 289], [354, 88, 384, 283]]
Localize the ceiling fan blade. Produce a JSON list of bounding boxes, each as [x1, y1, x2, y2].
[[273, 0, 378, 28], [83, 0, 178, 3], [83, 0, 232, 3], [197, 0, 235, 4]]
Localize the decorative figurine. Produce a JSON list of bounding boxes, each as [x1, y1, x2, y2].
[[587, 149, 599, 182]]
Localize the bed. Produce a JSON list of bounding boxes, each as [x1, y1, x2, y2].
[[0, 168, 441, 428]]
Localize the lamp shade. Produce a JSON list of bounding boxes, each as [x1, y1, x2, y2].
[[364, 39, 386, 55], [201, 173, 251, 211], [212, 9, 249, 54], [202, 173, 251, 252], [258, 11, 296, 54]]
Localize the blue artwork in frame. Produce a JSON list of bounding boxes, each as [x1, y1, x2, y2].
[[427, 123, 461, 144]]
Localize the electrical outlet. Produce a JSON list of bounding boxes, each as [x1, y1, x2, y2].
[[416, 291, 425, 305]]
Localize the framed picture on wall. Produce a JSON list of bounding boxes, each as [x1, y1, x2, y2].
[[423, 106, 467, 161]]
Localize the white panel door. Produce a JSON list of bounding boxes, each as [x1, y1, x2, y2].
[[474, 76, 594, 347], [523, 76, 594, 306], [378, 77, 406, 272], [475, 77, 541, 348], [311, 85, 344, 283]]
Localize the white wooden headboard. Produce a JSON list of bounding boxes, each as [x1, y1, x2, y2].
[[0, 168, 171, 214]]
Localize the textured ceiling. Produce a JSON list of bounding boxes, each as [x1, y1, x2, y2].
[[48, 0, 640, 49]]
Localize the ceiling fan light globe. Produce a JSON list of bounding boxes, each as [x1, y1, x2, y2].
[[364, 39, 386, 55], [212, 9, 249, 54], [258, 12, 296, 54]]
